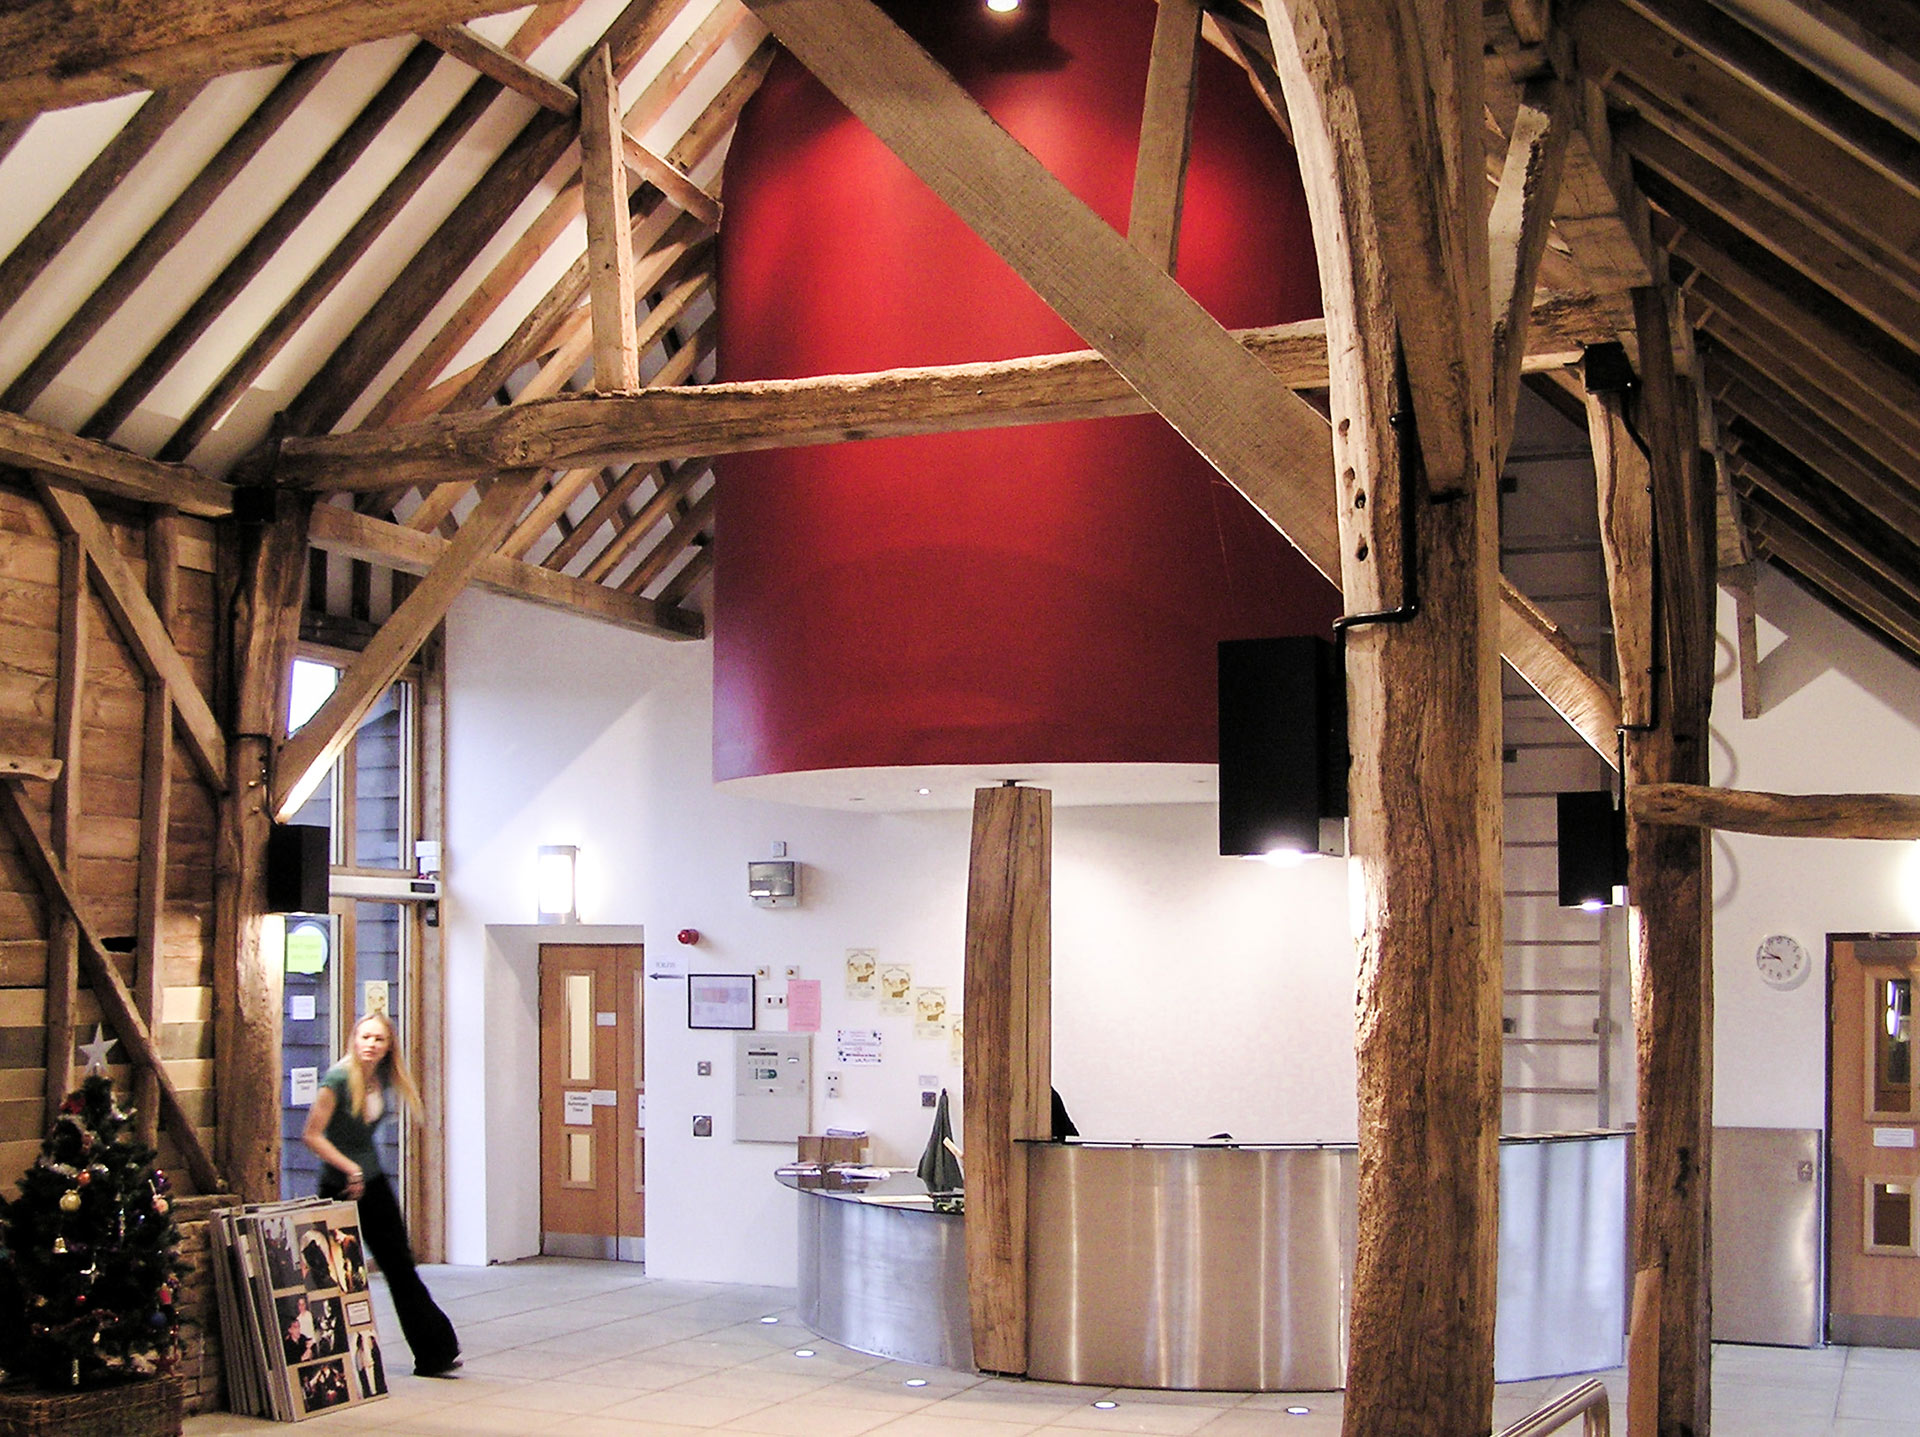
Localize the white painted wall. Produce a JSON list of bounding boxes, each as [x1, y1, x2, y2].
[[1710, 568, 1920, 1130], [442, 590, 1359, 1282]]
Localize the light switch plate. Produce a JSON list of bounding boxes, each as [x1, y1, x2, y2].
[[697, 1060, 712, 1076]]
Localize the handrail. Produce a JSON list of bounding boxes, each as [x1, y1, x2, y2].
[[1494, 1378, 1611, 1437]]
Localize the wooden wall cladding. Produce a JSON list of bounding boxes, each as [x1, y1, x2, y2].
[[0, 479, 223, 1188]]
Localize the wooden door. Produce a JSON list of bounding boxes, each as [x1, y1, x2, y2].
[[539, 944, 645, 1260], [1830, 934, 1920, 1346]]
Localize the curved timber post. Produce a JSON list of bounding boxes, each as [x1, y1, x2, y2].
[[1269, 3, 1506, 1432]]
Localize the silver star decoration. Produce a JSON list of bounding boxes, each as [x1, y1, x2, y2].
[[78, 1025, 116, 1073]]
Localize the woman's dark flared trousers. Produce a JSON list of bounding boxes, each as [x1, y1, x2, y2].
[[324, 1173, 459, 1374]]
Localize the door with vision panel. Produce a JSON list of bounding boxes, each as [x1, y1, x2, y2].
[[539, 944, 645, 1259], [1830, 934, 1920, 1345]]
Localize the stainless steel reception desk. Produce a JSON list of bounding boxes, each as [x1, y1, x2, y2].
[[1028, 1132, 1627, 1390], [783, 1168, 973, 1370], [785, 1131, 1626, 1391]]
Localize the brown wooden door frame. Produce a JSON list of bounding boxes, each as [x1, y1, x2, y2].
[[1828, 931, 1920, 1348], [537, 941, 645, 1260]]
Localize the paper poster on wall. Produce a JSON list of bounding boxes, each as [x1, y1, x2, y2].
[[290, 1067, 318, 1105], [837, 1029, 883, 1066], [361, 981, 389, 1018], [913, 987, 948, 1039], [949, 1014, 963, 1066], [788, 979, 822, 1033], [563, 1091, 594, 1125], [878, 964, 913, 1015], [289, 995, 316, 1022], [845, 949, 877, 1000]]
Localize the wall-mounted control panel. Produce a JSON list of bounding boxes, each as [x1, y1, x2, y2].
[[734, 1033, 811, 1142]]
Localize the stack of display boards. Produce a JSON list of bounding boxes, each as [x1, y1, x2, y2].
[[210, 1198, 390, 1421]]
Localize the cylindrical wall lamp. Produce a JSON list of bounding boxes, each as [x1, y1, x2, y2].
[[536, 845, 580, 924]]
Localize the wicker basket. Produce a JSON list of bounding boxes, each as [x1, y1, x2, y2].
[[0, 1375, 183, 1437]]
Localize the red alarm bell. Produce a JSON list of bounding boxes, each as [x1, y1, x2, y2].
[[677, 928, 700, 946]]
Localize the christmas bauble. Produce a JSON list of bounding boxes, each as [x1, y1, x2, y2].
[[152, 1197, 169, 1215], [59, 1190, 81, 1212]]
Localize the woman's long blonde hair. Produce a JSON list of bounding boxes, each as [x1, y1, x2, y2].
[[340, 1012, 423, 1120]]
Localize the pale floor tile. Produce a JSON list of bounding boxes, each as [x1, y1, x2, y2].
[[598, 1386, 788, 1428], [1045, 1398, 1236, 1436], [185, 1257, 1920, 1437], [729, 1400, 903, 1437], [860, 1411, 1052, 1437]]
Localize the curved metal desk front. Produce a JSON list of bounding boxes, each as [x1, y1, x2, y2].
[[782, 1131, 1626, 1391], [780, 1168, 972, 1370]]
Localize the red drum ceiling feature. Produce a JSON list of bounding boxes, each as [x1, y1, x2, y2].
[[712, 0, 1339, 784]]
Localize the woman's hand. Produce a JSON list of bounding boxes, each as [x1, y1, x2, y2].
[[344, 1168, 366, 1198]]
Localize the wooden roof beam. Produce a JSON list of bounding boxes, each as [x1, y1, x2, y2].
[[1630, 125, 1920, 350], [273, 468, 551, 819], [1616, 0, 1920, 196], [621, 131, 723, 228], [1706, 352, 1920, 538], [1490, 77, 1574, 467], [272, 296, 1614, 492], [1747, 508, 1920, 660], [581, 43, 641, 392], [1567, 0, 1920, 293], [0, 410, 233, 516], [0, 0, 527, 119], [1630, 782, 1920, 840], [306, 499, 705, 639], [617, 483, 713, 595], [422, 23, 578, 114], [0, 756, 62, 782], [1128, 0, 1202, 273], [1728, 450, 1920, 604], [0, 87, 201, 321], [284, 0, 695, 437]]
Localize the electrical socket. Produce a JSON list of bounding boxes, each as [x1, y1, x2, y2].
[[763, 993, 787, 1009], [825, 1071, 842, 1099]]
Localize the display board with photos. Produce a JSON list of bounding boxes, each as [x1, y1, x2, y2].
[[210, 1197, 390, 1421]]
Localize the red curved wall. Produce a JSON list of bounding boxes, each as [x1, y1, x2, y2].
[[713, 0, 1340, 782]]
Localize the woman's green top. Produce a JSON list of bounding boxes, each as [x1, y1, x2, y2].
[[319, 1062, 383, 1180]]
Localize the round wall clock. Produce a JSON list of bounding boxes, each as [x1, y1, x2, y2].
[[1755, 933, 1811, 990]]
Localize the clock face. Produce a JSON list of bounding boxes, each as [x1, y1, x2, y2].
[[1756, 934, 1811, 990]]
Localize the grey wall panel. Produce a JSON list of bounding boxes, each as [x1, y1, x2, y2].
[[1712, 1126, 1823, 1347]]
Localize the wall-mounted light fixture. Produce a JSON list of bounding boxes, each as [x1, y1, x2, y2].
[[537, 844, 580, 924], [1556, 792, 1628, 910]]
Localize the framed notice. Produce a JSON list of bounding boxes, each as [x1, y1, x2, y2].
[[688, 973, 756, 1030]]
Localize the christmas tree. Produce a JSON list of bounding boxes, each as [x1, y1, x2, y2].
[[0, 1074, 182, 1390]]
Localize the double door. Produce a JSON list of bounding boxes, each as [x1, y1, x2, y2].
[[539, 944, 645, 1260], [1830, 933, 1920, 1346]]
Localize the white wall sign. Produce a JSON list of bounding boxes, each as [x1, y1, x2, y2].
[[289, 1067, 318, 1105], [837, 1029, 883, 1066], [289, 995, 316, 1022], [1873, 1127, 1917, 1148], [563, 1091, 594, 1125]]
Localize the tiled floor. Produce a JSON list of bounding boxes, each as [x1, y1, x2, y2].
[[184, 1258, 1919, 1436]]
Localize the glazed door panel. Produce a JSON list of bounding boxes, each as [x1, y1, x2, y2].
[[1830, 934, 1920, 1346]]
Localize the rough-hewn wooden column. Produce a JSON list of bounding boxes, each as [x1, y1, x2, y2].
[[212, 488, 308, 1201], [962, 784, 1050, 1375], [1627, 286, 1716, 1437], [1269, 3, 1503, 1432]]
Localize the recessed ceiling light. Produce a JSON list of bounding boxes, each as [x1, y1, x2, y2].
[[904, 1378, 929, 1387], [987, 0, 1020, 11], [1092, 1400, 1119, 1410], [759, 1316, 779, 1324], [795, 1349, 815, 1358], [917, 787, 931, 795], [1286, 1407, 1312, 1416]]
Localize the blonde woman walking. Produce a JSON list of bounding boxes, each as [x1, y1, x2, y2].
[[303, 1013, 461, 1377]]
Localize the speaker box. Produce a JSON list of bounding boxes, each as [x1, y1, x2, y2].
[[1556, 790, 1628, 908], [1218, 635, 1348, 857], [267, 823, 330, 914]]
